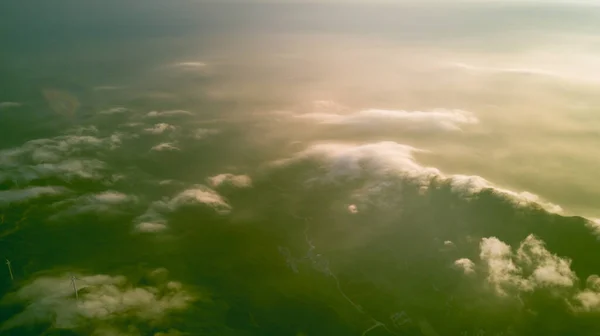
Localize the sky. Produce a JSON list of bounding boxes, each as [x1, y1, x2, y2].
[[2, 1, 600, 335]]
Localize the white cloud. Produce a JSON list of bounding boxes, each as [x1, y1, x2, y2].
[[275, 141, 562, 214], [0, 102, 22, 110], [134, 185, 230, 232], [151, 143, 180, 152], [145, 123, 176, 134], [51, 191, 137, 218], [146, 110, 193, 118], [454, 258, 475, 275], [479, 235, 577, 296], [0, 187, 69, 207], [208, 174, 252, 188], [168, 185, 231, 214], [99, 107, 128, 115], [1, 271, 195, 333], [193, 128, 219, 140], [295, 108, 478, 132]]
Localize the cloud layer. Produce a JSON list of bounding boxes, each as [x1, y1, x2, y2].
[[275, 141, 562, 214], [295, 108, 478, 132], [1, 270, 194, 334]]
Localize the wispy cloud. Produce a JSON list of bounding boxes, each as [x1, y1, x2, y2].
[[151, 143, 180, 152], [146, 110, 193, 118], [99, 107, 129, 115], [0, 186, 69, 207], [0, 102, 22, 110], [51, 191, 138, 218], [296, 108, 478, 132]]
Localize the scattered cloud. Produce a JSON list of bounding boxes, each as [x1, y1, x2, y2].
[[193, 128, 220, 140], [479, 235, 577, 296], [135, 185, 230, 232], [51, 191, 138, 218], [295, 108, 478, 132], [208, 174, 252, 188], [1, 270, 195, 334], [275, 141, 562, 214], [99, 107, 128, 115], [0, 102, 22, 110], [347, 204, 359, 214], [151, 143, 180, 152], [146, 110, 193, 118], [454, 258, 475, 275], [0, 187, 69, 207], [145, 123, 176, 134]]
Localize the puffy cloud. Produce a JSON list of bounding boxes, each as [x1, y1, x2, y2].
[[167, 185, 231, 214], [208, 174, 252, 188], [0, 187, 69, 207], [146, 110, 192, 118], [0, 102, 22, 110], [454, 258, 475, 275], [275, 141, 562, 214], [151, 143, 180, 152], [295, 108, 478, 132], [145, 123, 176, 134], [572, 275, 600, 312], [479, 235, 576, 296], [135, 185, 230, 232], [1, 271, 195, 334]]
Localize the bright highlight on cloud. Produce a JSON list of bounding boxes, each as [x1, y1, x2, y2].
[[454, 258, 475, 275], [135, 185, 230, 232], [478, 235, 577, 296], [295, 108, 478, 132], [0, 270, 195, 334], [151, 143, 180, 152], [208, 174, 252, 188], [276, 141, 562, 214]]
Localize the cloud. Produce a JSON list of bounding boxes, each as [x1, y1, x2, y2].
[[479, 235, 577, 296], [99, 107, 128, 115], [167, 185, 231, 214], [145, 123, 176, 134], [146, 110, 193, 118], [0, 102, 22, 110], [208, 174, 252, 188], [0, 187, 69, 207], [134, 185, 230, 232], [51, 191, 138, 218], [275, 141, 562, 214], [295, 108, 478, 132], [193, 128, 219, 140], [151, 143, 180, 152], [454, 258, 476, 275], [173, 62, 207, 68], [1, 270, 195, 334]]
